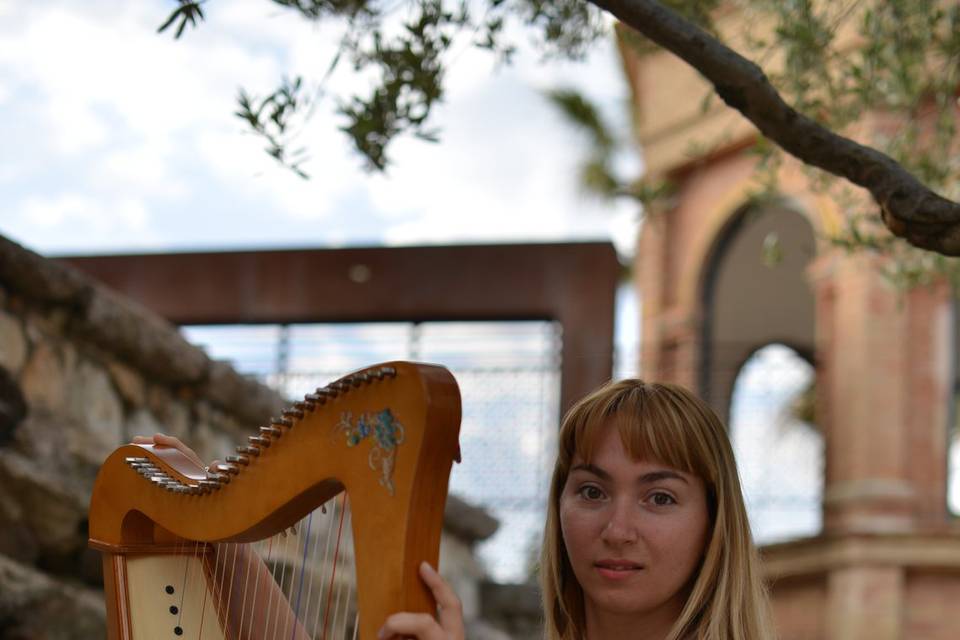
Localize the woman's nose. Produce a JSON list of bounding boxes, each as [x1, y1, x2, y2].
[[600, 500, 638, 545]]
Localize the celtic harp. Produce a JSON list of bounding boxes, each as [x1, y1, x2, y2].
[[88, 362, 462, 640]]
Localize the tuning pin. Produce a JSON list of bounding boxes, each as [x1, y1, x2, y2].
[[356, 372, 372, 384], [206, 473, 230, 485], [259, 426, 281, 438], [212, 463, 240, 476], [248, 435, 271, 448], [379, 366, 397, 378], [282, 408, 304, 420], [237, 445, 261, 457], [226, 455, 250, 466], [270, 416, 293, 428]]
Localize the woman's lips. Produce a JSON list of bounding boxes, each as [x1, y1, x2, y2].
[[595, 560, 643, 580]]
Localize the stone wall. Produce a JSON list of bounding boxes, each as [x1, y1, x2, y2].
[[0, 234, 502, 638]]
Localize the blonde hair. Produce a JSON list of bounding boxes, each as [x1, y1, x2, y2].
[[539, 379, 774, 640]]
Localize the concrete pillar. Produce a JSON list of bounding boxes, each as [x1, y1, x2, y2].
[[826, 565, 903, 640], [817, 253, 915, 535]]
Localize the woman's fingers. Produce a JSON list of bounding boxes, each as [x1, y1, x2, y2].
[[378, 564, 464, 640], [131, 433, 205, 470], [378, 612, 444, 640], [419, 562, 464, 638], [152, 433, 203, 467]]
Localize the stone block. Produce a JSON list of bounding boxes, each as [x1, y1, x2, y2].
[[11, 411, 86, 474], [65, 361, 124, 467], [205, 359, 285, 426], [0, 450, 88, 558], [106, 359, 146, 407], [0, 552, 105, 639], [78, 285, 209, 384], [0, 234, 92, 305], [0, 310, 27, 375], [126, 408, 163, 441], [0, 367, 26, 446], [146, 385, 190, 440], [191, 421, 237, 464], [20, 342, 68, 412], [444, 494, 499, 544]]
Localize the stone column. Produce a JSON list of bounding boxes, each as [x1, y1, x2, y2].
[[810, 252, 955, 640], [818, 253, 914, 536], [636, 211, 701, 390]]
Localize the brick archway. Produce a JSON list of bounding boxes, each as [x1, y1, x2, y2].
[[698, 200, 816, 420]]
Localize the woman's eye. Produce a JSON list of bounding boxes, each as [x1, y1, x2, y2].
[[578, 485, 605, 501], [650, 492, 676, 506]]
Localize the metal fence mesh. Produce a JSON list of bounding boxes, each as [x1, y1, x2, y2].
[[182, 323, 824, 581], [183, 321, 561, 583]]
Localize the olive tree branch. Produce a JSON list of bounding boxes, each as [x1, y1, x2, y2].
[[589, 0, 960, 256]]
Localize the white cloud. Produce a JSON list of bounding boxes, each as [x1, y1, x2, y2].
[[19, 193, 149, 232], [1, 0, 640, 254]]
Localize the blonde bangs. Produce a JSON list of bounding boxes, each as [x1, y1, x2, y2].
[[562, 382, 716, 484]]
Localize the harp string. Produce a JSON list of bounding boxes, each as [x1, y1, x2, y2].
[[281, 519, 304, 640], [261, 534, 280, 639], [321, 493, 349, 640], [306, 495, 340, 635], [331, 505, 354, 640], [216, 541, 233, 634], [299, 501, 328, 635], [247, 536, 273, 639], [269, 533, 285, 638], [290, 511, 314, 639], [187, 491, 358, 639], [236, 538, 259, 639], [174, 524, 191, 631], [225, 542, 242, 635]]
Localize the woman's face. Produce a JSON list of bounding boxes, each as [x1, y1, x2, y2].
[[559, 423, 710, 626]]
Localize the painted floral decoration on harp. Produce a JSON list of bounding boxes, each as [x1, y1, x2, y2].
[[336, 409, 406, 495]]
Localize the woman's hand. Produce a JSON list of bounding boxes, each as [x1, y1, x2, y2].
[[131, 433, 217, 472], [378, 562, 465, 640]]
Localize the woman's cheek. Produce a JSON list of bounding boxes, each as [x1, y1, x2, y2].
[[560, 501, 598, 547]]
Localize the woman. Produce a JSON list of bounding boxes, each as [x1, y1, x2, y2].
[[381, 379, 774, 640], [141, 377, 773, 640]]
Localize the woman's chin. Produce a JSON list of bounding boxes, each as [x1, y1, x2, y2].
[[585, 588, 662, 617]]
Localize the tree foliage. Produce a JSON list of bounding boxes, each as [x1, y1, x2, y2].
[[160, 0, 960, 259]]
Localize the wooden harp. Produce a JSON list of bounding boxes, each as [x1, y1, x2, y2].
[[89, 362, 461, 640]]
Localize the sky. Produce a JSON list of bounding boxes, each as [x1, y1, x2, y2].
[[0, 0, 640, 256], [0, 0, 887, 582]]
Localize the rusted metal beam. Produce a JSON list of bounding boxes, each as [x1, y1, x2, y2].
[[62, 243, 620, 414]]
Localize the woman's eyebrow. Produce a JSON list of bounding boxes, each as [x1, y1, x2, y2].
[[638, 470, 689, 485], [570, 463, 611, 480], [570, 465, 689, 485]]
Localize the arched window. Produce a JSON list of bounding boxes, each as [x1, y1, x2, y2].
[[730, 343, 822, 543]]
